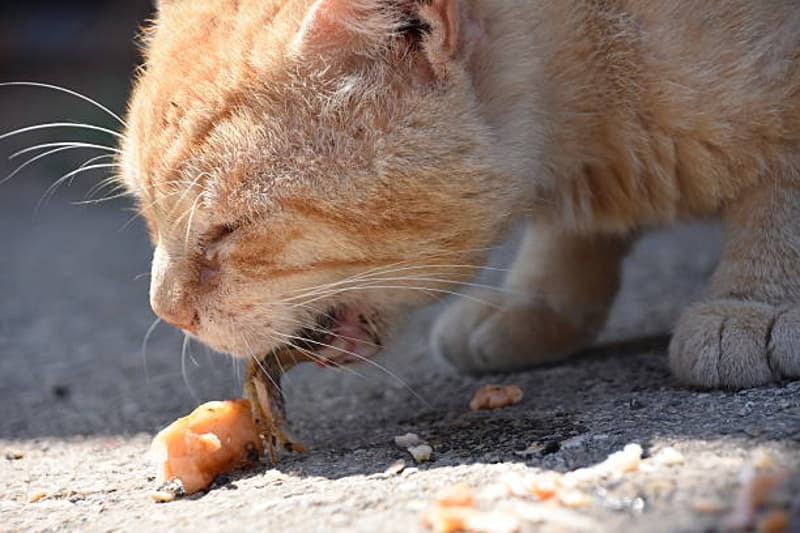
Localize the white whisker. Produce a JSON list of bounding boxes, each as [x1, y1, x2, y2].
[[0, 81, 126, 126], [141, 318, 162, 386], [181, 334, 201, 403], [9, 141, 120, 160], [0, 122, 123, 143], [271, 330, 430, 408]]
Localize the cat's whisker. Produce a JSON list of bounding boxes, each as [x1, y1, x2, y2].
[[0, 122, 124, 143], [77, 185, 131, 206], [348, 275, 521, 296], [9, 141, 120, 160], [181, 333, 201, 403], [293, 284, 503, 310], [36, 163, 121, 213], [284, 270, 514, 304], [267, 332, 368, 379], [239, 332, 283, 393], [169, 172, 210, 219], [182, 193, 205, 250], [290, 305, 384, 349], [85, 173, 127, 201], [74, 187, 131, 206], [141, 318, 162, 386], [281, 247, 504, 301], [270, 330, 430, 408], [134, 272, 152, 281], [344, 246, 500, 280], [0, 81, 127, 126], [3, 146, 88, 186]]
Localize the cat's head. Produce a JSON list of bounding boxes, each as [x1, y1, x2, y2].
[[120, 0, 512, 362]]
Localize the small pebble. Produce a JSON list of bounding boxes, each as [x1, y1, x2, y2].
[[395, 433, 425, 449]]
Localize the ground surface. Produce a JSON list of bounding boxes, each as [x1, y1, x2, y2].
[[2, 172, 799, 533]]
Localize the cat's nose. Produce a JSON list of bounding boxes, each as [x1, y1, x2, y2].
[[149, 246, 199, 333], [152, 298, 198, 332]]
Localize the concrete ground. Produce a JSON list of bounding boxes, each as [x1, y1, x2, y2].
[[2, 165, 799, 532]]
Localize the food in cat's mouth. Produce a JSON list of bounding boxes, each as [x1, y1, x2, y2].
[[243, 347, 308, 464], [149, 399, 263, 495], [150, 348, 308, 498], [286, 305, 383, 366]]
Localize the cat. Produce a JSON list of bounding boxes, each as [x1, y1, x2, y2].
[[121, 0, 800, 390]]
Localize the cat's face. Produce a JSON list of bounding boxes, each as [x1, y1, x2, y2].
[[121, 0, 508, 362]]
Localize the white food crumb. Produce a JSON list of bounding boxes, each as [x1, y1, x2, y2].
[[394, 433, 424, 449], [651, 447, 685, 467], [408, 444, 433, 463]]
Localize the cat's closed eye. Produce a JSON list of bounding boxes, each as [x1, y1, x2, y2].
[[201, 224, 239, 267]]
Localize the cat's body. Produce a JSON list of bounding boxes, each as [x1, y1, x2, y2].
[[123, 0, 800, 390]]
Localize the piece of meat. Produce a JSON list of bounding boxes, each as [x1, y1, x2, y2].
[[149, 399, 263, 495], [149, 348, 308, 496], [469, 384, 524, 411]]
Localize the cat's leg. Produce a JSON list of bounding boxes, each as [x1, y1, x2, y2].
[[432, 223, 630, 374], [670, 181, 800, 389]]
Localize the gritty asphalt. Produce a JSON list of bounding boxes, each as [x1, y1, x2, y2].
[[2, 166, 799, 532]]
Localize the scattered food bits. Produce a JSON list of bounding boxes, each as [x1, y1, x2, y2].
[[408, 444, 434, 463], [469, 385, 524, 412], [463, 510, 521, 533], [651, 447, 685, 467], [436, 484, 475, 508], [394, 433, 425, 449], [528, 473, 561, 501], [148, 491, 177, 504], [422, 505, 520, 533], [149, 400, 264, 495], [28, 492, 48, 503], [422, 505, 477, 533], [566, 444, 643, 483], [757, 509, 789, 533]]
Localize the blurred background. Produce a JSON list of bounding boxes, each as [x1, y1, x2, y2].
[[0, 2, 152, 177], [0, 1, 256, 438]]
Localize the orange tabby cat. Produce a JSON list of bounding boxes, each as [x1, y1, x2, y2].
[[121, 0, 800, 390]]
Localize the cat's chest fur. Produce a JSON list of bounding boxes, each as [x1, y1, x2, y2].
[[471, 0, 800, 232]]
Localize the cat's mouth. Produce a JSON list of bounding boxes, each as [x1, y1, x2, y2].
[[284, 306, 384, 366]]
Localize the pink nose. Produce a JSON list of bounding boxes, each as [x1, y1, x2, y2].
[[151, 298, 198, 333]]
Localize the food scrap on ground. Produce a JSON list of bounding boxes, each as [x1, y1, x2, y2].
[[149, 400, 263, 496], [28, 492, 48, 504], [469, 385, 524, 412], [394, 432, 434, 463], [420, 443, 649, 532], [723, 451, 793, 531], [148, 348, 310, 499]]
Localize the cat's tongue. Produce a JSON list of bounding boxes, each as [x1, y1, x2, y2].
[[315, 311, 381, 366]]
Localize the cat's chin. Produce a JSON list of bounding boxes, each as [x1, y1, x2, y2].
[[276, 304, 384, 367]]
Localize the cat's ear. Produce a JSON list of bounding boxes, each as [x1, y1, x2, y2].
[[291, 0, 461, 66]]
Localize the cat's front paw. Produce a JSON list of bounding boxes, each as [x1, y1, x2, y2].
[[669, 300, 800, 389], [431, 291, 590, 375]]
